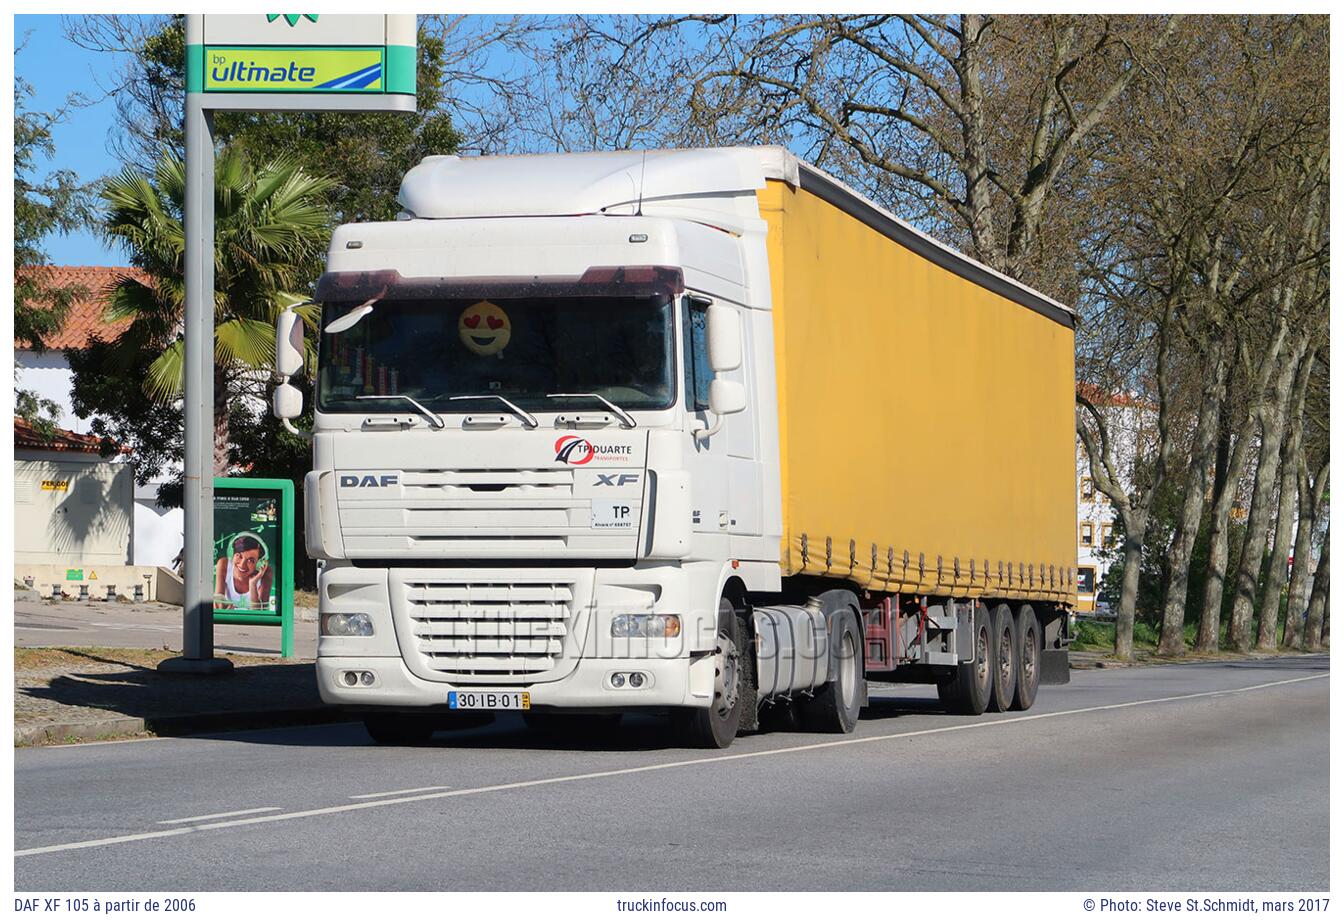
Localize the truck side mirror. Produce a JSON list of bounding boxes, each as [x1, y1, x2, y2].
[[706, 303, 742, 372], [275, 309, 305, 378], [273, 381, 303, 420], [708, 379, 747, 416]]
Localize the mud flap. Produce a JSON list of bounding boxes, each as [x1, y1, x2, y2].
[[1040, 648, 1071, 685]]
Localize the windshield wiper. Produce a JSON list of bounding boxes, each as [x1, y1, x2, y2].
[[355, 394, 445, 429], [545, 392, 637, 429], [448, 394, 539, 429]]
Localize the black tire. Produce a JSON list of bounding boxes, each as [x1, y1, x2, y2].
[[523, 712, 622, 737], [1011, 604, 1041, 711], [799, 591, 864, 734], [942, 602, 993, 715], [678, 597, 748, 748], [988, 603, 1018, 713], [363, 714, 436, 746]]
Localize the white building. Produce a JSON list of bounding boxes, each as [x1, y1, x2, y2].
[[15, 266, 184, 567]]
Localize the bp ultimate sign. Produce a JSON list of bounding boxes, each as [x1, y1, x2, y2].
[[189, 14, 415, 111]]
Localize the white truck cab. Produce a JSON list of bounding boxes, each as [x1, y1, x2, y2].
[[277, 148, 793, 747]]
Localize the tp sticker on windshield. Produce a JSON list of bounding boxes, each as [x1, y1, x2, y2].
[[459, 301, 511, 356]]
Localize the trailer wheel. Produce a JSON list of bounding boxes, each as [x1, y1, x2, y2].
[[939, 602, 992, 715], [987, 603, 1018, 713], [362, 714, 436, 746], [799, 591, 864, 734], [677, 598, 747, 749], [1011, 605, 1040, 711]]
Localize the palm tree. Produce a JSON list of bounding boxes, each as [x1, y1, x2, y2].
[[100, 150, 333, 473]]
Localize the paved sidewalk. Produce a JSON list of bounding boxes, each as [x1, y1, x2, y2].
[[14, 594, 331, 746], [14, 647, 339, 746]]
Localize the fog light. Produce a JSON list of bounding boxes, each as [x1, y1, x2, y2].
[[322, 612, 374, 637], [341, 671, 358, 687], [628, 672, 645, 688], [360, 671, 375, 686], [610, 672, 626, 688]]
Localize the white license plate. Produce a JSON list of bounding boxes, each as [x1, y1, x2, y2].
[[448, 690, 531, 710]]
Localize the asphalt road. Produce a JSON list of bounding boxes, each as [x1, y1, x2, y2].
[[14, 656, 1329, 892]]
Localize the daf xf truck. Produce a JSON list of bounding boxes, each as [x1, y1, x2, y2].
[[272, 146, 1077, 748]]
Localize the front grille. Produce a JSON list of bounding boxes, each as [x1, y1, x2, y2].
[[404, 580, 576, 681]]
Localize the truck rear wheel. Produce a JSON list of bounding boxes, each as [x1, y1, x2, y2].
[[1011, 604, 1040, 711], [988, 603, 1018, 713], [938, 602, 992, 715], [363, 714, 436, 746], [799, 592, 863, 734], [677, 598, 747, 749]]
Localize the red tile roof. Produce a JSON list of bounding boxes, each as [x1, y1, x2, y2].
[[15, 266, 149, 350], [14, 417, 128, 455]]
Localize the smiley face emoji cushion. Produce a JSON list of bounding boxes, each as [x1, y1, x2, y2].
[[458, 301, 512, 356]]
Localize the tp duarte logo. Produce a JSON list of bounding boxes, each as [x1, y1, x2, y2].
[[554, 436, 635, 466], [554, 436, 595, 466]]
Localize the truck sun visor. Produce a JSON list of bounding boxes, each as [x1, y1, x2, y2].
[[315, 265, 685, 303]]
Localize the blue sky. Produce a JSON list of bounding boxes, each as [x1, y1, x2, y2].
[[16, 14, 128, 266]]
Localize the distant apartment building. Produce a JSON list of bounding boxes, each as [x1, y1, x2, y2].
[[1074, 384, 1158, 611]]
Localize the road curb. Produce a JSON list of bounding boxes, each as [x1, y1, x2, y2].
[[15, 717, 149, 746], [15, 707, 350, 747]]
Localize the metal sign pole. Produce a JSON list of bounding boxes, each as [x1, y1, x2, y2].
[[160, 15, 231, 674], [158, 13, 416, 675]]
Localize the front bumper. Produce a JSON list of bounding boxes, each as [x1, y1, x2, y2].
[[315, 561, 724, 710], [318, 653, 714, 709]]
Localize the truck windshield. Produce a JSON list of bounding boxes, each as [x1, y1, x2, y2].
[[317, 295, 676, 414]]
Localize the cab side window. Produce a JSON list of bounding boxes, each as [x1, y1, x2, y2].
[[683, 299, 712, 410]]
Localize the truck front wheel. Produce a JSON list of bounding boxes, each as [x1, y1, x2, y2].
[[677, 598, 747, 749]]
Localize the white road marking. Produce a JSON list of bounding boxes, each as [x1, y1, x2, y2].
[[156, 807, 281, 825], [16, 671, 1327, 858], [349, 786, 450, 800]]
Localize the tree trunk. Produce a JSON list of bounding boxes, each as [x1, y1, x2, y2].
[[1303, 524, 1329, 651], [1254, 438, 1296, 649], [1196, 419, 1235, 651], [1228, 341, 1305, 651], [1284, 461, 1327, 649], [213, 363, 230, 476], [1114, 522, 1145, 660], [956, 15, 1004, 273], [1255, 351, 1314, 649], [1158, 343, 1228, 655]]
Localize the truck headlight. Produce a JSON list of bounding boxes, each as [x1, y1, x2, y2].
[[322, 612, 374, 637], [610, 613, 681, 638]]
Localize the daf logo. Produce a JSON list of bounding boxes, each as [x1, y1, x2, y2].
[[340, 474, 398, 488], [595, 474, 639, 487]]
